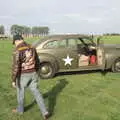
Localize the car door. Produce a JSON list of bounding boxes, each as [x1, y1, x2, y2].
[[63, 38, 80, 69], [65, 38, 91, 70], [41, 39, 77, 70], [97, 38, 105, 70], [52, 38, 79, 70]]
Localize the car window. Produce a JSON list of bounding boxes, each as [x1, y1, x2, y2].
[[58, 39, 66, 48], [76, 39, 82, 45], [68, 39, 82, 48], [44, 40, 58, 49], [68, 39, 77, 47], [43, 39, 67, 49], [81, 38, 93, 45]]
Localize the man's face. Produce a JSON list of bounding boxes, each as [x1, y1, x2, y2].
[[14, 40, 19, 46], [14, 39, 23, 46]]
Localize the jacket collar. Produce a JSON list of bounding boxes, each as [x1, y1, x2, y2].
[[16, 41, 26, 49]]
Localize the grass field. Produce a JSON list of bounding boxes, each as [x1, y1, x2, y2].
[[0, 36, 120, 120]]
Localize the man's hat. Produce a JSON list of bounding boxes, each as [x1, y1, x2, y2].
[[13, 34, 23, 44]]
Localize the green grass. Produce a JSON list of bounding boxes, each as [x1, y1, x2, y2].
[[0, 36, 120, 120], [102, 35, 120, 44]]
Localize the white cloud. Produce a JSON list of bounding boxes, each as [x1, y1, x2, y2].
[[47, 13, 104, 25], [86, 18, 104, 24], [0, 15, 15, 19]]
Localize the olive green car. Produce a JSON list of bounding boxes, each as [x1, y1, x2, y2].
[[33, 34, 120, 79]]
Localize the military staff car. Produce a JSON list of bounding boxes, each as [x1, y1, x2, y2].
[[33, 34, 120, 79]]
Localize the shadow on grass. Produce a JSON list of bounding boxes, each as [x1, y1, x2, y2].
[[43, 78, 68, 116], [100, 70, 110, 76], [24, 78, 68, 117], [24, 100, 36, 112], [55, 69, 110, 77]]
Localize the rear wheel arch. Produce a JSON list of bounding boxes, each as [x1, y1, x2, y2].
[[111, 57, 120, 72]]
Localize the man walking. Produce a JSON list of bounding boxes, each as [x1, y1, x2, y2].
[[11, 34, 49, 120]]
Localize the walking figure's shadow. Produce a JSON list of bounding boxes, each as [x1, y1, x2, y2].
[[25, 79, 68, 117], [43, 79, 68, 116]]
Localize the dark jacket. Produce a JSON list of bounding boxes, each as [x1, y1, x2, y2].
[[12, 42, 40, 83]]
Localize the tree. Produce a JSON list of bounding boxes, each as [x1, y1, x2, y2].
[[0, 25, 5, 34], [31, 26, 49, 36], [23, 26, 31, 37], [32, 27, 37, 36], [11, 25, 31, 37], [11, 25, 50, 37], [43, 27, 49, 36], [11, 24, 21, 35]]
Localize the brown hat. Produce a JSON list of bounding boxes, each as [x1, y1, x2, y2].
[[13, 34, 23, 44]]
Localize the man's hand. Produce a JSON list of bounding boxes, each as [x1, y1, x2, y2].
[[12, 82, 16, 88]]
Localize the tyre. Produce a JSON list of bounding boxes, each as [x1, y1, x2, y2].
[[112, 58, 120, 72], [39, 62, 55, 79]]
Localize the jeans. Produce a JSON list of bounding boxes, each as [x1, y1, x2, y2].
[[16, 72, 48, 116]]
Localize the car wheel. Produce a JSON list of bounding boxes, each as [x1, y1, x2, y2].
[[39, 62, 55, 79], [112, 58, 120, 72]]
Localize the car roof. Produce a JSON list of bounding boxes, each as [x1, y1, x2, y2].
[[32, 34, 93, 47], [41, 34, 92, 40]]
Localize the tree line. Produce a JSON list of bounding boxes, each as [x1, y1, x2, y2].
[[0, 25, 50, 37], [103, 33, 120, 36], [0, 25, 5, 35]]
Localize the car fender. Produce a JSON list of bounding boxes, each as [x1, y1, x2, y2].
[[105, 50, 120, 69], [37, 53, 59, 73]]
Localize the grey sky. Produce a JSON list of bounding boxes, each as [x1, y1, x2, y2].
[[0, 0, 120, 34]]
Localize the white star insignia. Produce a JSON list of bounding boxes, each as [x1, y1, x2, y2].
[[63, 55, 74, 66]]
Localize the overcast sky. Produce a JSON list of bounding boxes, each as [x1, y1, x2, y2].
[[0, 0, 120, 34]]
